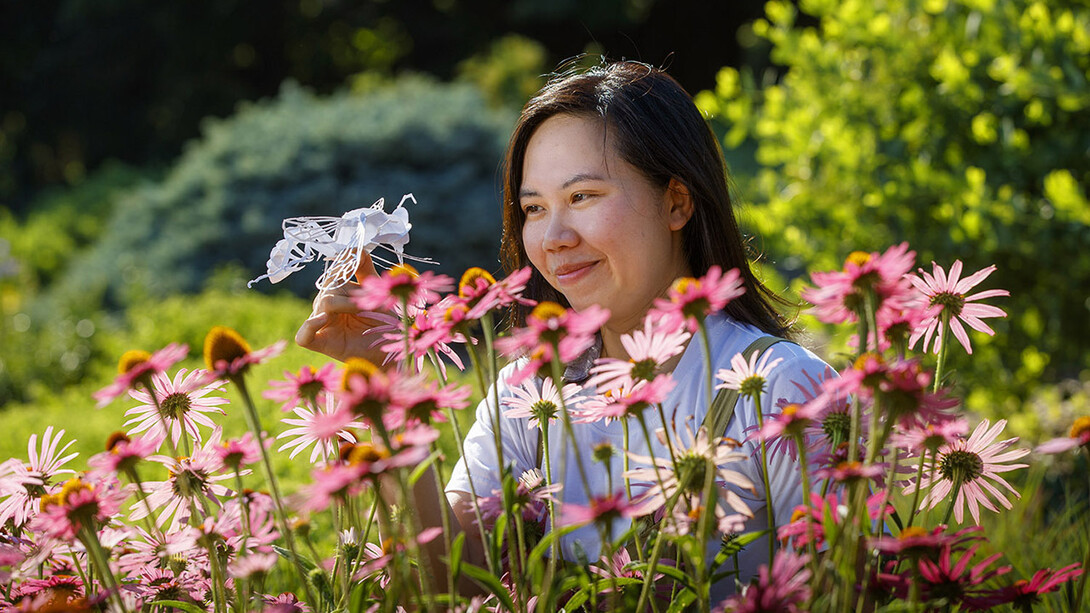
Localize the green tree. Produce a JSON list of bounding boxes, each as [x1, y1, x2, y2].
[[697, 0, 1090, 417]]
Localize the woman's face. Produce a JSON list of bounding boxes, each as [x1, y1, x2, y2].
[[519, 113, 693, 333]]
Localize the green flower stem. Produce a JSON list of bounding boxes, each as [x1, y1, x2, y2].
[[432, 347, 497, 577], [751, 388, 777, 563], [123, 466, 165, 542], [694, 459, 717, 613], [549, 355, 593, 502], [68, 552, 91, 604], [232, 375, 317, 608], [905, 449, 929, 528], [621, 419, 645, 561], [795, 437, 819, 578], [697, 319, 714, 416], [79, 525, 127, 613], [933, 311, 951, 394], [429, 451, 457, 606]]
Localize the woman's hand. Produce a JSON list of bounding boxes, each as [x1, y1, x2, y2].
[[294, 251, 389, 364]]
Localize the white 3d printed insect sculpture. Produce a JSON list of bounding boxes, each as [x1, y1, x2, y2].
[[248, 193, 432, 290]]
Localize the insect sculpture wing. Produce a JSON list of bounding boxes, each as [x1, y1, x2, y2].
[[248, 194, 432, 290]]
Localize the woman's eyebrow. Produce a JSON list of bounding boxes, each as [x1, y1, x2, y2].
[[520, 172, 607, 199]]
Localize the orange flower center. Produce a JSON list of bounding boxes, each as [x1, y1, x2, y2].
[[458, 267, 496, 298], [1070, 416, 1090, 439], [118, 350, 151, 375], [203, 326, 251, 370]]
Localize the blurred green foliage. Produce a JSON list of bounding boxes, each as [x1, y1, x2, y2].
[[54, 76, 515, 307], [697, 0, 1090, 423], [457, 34, 549, 109]]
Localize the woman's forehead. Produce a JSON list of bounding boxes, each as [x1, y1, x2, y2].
[[521, 115, 621, 192]]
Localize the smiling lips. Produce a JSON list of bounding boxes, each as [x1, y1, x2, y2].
[[553, 261, 598, 284]]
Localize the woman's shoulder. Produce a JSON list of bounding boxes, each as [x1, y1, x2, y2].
[[706, 312, 839, 384]]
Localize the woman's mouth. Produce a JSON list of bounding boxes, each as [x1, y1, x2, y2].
[[554, 261, 598, 284]]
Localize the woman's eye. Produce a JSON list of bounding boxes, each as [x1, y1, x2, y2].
[[522, 203, 543, 215], [571, 192, 589, 203]]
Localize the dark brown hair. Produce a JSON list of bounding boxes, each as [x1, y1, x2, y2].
[[500, 60, 795, 338]]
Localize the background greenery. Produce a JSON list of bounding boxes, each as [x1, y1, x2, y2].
[[1, 0, 1087, 575]]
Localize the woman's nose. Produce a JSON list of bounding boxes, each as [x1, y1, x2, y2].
[[542, 211, 578, 251]]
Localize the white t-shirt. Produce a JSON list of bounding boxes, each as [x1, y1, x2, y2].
[[446, 312, 835, 598]]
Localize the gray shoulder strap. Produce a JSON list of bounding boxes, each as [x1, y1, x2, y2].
[[702, 336, 786, 440]]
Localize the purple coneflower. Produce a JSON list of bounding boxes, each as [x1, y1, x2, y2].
[[277, 391, 362, 464], [905, 419, 1029, 525], [30, 476, 127, 542], [93, 343, 188, 408], [908, 260, 1009, 355], [123, 368, 228, 450], [1036, 416, 1090, 454], [713, 551, 812, 613], [650, 265, 745, 332], [0, 426, 78, 529], [134, 434, 237, 531], [575, 375, 676, 425], [87, 432, 159, 477], [214, 432, 264, 473], [625, 426, 754, 521], [263, 363, 339, 411], [587, 314, 690, 391], [502, 376, 584, 430], [715, 349, 784, 401], [384, 377, 472, 430], [559, 490, 645, 528], [497, 301, 610, 385], [353, 263, 453, 312], [801, 243, 916, 325], [202, 326, 286, 381]]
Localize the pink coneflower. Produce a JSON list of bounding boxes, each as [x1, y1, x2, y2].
[[909, 541, 1011, 609], [384, 377, 472, 430], [715, 349, 784, 401], [116, 526, 201, 576], [93, 343, 188, 408], [870, 525, 982, 559], [559, 490, 645, 527], [202, 326, 286, 381], [228, 551, 278, 579], [277, 391, 362, 464], [357, 300, 467, 376], [648, 266, 745, 333], [712, 551, 812, 613], [748, 402, 821, 454], [813, 461, 886, 486], [1036, 416, 1090, 454], [502, 376, 585, 430], [124, 368, 228, 450], [354, 526, 443, 585], [477, 468, 561, 526], [625, 426, 754, 521], [826, 354, 958, 430], [996, 563, 1084, 610], [888, 417, 970, 455], [263, 592, 312, 613], [30, 476, 127, 542], [263, 364, 339, 411], [87, 432, 159, 478], [128, 567, 205, 605], [456, 266, 534, 320], [496, 301, 610, 385], [575, 375, 676, 425], [586, 314, 690, 391], [906, 419, 1029, 525], [908, 260, 1009, 355], [0, 426, 78, 529], [801, 243, 916, 325], [353, 263, 454, 312], [134, 435, 237, 530], [214, 432, 264, 472]]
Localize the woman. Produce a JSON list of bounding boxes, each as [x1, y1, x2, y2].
[[297, 61, 834, 598]]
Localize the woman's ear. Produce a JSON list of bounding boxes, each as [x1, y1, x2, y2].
[[665, 178, 695, 231]]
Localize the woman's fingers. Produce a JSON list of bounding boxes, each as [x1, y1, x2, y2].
[[295, 311, 329, 349], [311, 292, 360, 317], [354, 250, 379, 285]]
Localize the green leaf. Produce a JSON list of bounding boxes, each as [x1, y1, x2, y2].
[[665, 587, 697, 613], [461, 562, 517, 612], [449, 531, 466, 581], [272, 544, 316, 571], [407, 449, 442, 486], [148, 600, 208, 613]]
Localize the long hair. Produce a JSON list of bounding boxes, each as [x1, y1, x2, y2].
[[500, 60, 795, 338]]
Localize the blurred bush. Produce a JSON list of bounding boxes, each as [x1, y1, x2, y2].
[[697, 0, 1090, 416], [1, 76, 513, 407], [54, 76, 514, 308], [457, 34, 548, 109]]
